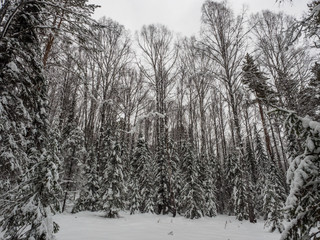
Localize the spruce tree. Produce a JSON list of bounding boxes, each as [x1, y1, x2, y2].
[[298, 62, 320, 121], [101, 138, 126, 218], [166, 138, 179, 216], [254, 127, 269, 215], [224, 150, 238, 215], [203, 154, 217, 217], [271, 109, 320, 240], [132, 136, 156, 213], [72, 149, 101, 213], [0, 2, 61, 239], [254, 126, 285, 230], [179, 142, 205, 219], [241, 53, 275, 103], [262, 162, 285, 233], [61, 126, 86, 212], [232, 154, 249, 221], [210, 153, 224, 214], [128, 136, 145, 214], [243, 141, 256, 223]]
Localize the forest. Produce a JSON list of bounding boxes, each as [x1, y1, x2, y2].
[[0, 0, 319, 239]]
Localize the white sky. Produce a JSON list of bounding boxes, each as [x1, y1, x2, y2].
[[89, 0, 308, 36]]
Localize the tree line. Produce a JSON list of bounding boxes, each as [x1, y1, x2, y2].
[[0, 0, 319, 239]]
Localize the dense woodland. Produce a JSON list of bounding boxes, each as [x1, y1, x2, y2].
[[0, 0, 319, 239]]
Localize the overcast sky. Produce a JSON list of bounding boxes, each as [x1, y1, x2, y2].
[[89, 0, 308, 36]]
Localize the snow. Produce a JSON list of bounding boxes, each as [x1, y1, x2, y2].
[[51, 211, 280, 240], [7, 61, 19, 73]]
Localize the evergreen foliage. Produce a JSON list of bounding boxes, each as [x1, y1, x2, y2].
[[72, 150, 100, 213], [241, 53, 275, 103], [262, 161, 285, 233], [179, 142, 205, 219], [232, 154, 249, 221], [272, 109, 320, 240], [0, 1, 62, 239], [101, 138, 126, 218], [203, 154, 217, 217]]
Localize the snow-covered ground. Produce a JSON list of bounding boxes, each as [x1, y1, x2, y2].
[[52, 211, 280, 240]]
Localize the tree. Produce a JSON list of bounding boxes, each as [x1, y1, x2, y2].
[[128, 135, 155, 214], [0, 1, 61, 239], [262, 162, 285, 233], [201, 0, 247, 150], [61, 126, 87, 212], [254, 127, 269, 215], [241, 53, 275, 160], [232, 152, 249, 221], [137, 24, 178, 215], [179, 142, 205, 219], [101, 137, 126, 218], [270, 109, 320, 240], [72, 149, 101, 213], [203, 154, 218, 217]]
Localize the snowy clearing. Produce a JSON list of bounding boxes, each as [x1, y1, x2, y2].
[[53, 211, 280, 240]]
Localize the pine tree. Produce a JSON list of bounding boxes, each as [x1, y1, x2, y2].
[[0, 2, 61, 239]]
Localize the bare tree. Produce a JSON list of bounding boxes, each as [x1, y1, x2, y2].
[[136, 24, 178, 215], [201, 0, 248, 150]]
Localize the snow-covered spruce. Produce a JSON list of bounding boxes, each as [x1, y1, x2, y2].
[[270, 109, 320, 239], [178, 142, 206, 219], [0, 1, 61, 239], [128, 135, 156, 214], [101, 138, 126, 218]]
